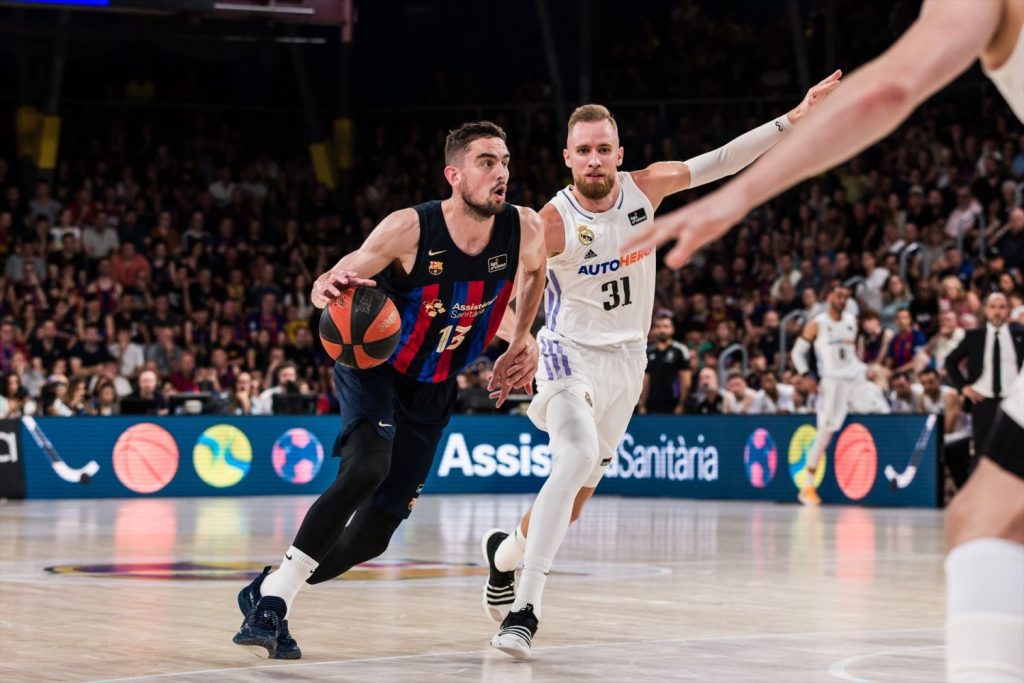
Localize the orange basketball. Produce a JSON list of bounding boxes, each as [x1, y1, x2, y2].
[[834, 423, 878, 500], [319, 286, 402, 369], [112, 423, 180, 494]]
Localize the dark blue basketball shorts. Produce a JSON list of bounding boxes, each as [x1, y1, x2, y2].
[[333, 361, 457, 518]]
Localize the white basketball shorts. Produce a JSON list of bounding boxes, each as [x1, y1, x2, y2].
[[527, 328, 646, 488]]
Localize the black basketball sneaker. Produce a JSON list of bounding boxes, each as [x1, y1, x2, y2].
[[481, 529, 516, 622], [236, 566, 301, 659], [490, 603, 539, 660]]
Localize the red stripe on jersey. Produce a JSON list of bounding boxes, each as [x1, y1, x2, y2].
[[433, 280, 486, 383], [483, 280, 515, 347], [392, 283, 441, 374]]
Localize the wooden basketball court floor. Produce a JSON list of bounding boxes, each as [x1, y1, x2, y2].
[[0, 494, 947, 682]]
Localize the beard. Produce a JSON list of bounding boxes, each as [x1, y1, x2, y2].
[[574, 170, 615, 200], [462, 190, 505, 220]]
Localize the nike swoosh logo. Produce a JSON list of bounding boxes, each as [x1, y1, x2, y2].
[[285, 554, 293, 560], [427, 249, 446, 256], [378, 421, 393, 428]]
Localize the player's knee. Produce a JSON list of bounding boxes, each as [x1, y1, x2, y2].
[[338, 421, 392, 492], [946, 480, 1024, 550]]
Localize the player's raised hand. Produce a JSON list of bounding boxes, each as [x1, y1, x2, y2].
[[622, 190, 747, 269], [310, 268, 377, 308], [787, 69, 842, 123]]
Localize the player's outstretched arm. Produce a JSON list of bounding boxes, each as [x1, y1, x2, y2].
[[310, 208, 419, 308], [790, 321, 818, 377], [631, 70, 841, 209], [624, 0, 1002, 268], [489, 207, 548, 406]]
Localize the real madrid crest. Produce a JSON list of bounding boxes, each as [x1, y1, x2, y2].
[[577, 224, 595, 245], [428, 260, 444, 276]]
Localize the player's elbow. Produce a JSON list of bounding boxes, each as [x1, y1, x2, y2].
[[854, 81, 913, 117]]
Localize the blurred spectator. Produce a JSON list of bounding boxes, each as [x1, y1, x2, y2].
[[146, 324, 184, 377], [111, 242, 150, 288], [639, 314, 691, 415], [684, 367, 722, 415], [109, 327, 146, 378], [888, 372, 922, 413], [125, 369, 169, 416], [82, 213, 120, 260], [69, 324, 114, 376], [256, 361, 298, 414], [225, 371, 261, 415], [723, 372, 759, 414], [888, 309, 927, 373], [857, 311, 893, 366], [880, 275, 913, 330], [753, 371, 795, 414], [39, 375, 73, 416], [2, 371, 35, 417], [922, 310, 966, 372], [92, 379, 120, 416], [29, 180, 61, 224]]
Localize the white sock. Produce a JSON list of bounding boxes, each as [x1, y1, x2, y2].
[[804, 429, 831, 484], [946, 538, 1024, 682], [260, 545, 319, 617], [513, 392, 598, 619], [494, 523, 527, 572]]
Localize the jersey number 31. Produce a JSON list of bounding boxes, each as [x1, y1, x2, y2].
[[602, 276, 633, 311]]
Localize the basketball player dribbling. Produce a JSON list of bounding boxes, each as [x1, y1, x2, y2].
[[625, 1, 1024, 678], [479, 70, 844, 659], [789, 282, 890, 506], [233, 121, 547, 659]]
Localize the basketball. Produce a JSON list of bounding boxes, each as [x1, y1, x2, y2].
[[319, 287, 402, 369]]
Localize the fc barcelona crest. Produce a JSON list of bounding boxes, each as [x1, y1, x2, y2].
[[428, 260, 444, 276], [577, 225, 595, 245]]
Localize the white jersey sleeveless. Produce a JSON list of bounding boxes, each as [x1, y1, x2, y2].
[[813, 311, 864, 379], [922, 386, 955, 414], [983, 18, 1024, 122], [544, 172, 656, 354]]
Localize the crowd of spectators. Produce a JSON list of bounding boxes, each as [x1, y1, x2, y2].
[[0, 2, 1020, 420]]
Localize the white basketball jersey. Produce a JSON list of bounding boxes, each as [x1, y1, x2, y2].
[[544, 172, 656, 353], [983, 17, 1024, 122], [813, 311, 864, 379]]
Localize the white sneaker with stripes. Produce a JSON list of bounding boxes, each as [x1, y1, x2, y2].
[[490, 604, 539, 660], [481, 528, 516, 622]]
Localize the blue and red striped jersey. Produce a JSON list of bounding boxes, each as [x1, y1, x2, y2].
[[377, 200, 520, 383]]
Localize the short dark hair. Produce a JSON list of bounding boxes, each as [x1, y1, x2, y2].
[[444, 121, 507, 166], [919, 367, 938, 378], [825, 279, 846, 295]]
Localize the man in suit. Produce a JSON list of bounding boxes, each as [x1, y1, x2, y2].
[[945, 292, 1024, 484]]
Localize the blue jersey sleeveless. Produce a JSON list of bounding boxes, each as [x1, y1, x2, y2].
[[377, 200, 520, 383]]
